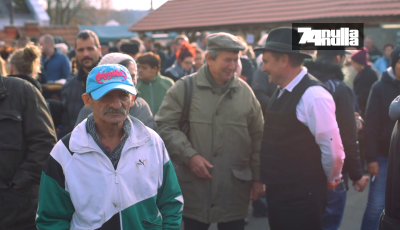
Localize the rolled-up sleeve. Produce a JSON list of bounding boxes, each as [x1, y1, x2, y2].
[[298, 86, 345, 182]]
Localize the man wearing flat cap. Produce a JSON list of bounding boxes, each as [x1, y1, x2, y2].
[[256, 27, 345, 229], [156, 32, 264, 230]]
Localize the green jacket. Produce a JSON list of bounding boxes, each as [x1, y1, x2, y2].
[[155, 64, 264, 223], [137, 73, 174, 116]]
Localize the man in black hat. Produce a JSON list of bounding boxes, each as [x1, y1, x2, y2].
[[305, 47, 369, 230], [256, 27, 345, 230]]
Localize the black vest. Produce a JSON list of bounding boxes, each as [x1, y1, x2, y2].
[[260, 74, 327, 185]]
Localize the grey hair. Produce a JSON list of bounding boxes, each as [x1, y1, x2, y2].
[[205, 50, 221, 60]]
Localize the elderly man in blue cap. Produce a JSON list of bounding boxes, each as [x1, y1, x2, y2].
[[36, 64, 183, 230]]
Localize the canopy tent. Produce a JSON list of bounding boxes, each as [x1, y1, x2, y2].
[[79, 25, 137, 43]]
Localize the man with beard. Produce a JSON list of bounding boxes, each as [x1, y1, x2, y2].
[[256, 28, 345, 230], [304, 47, 370, 230], [60, 30, 102, 137]]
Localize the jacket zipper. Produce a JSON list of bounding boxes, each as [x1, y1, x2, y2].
[[115, 170, 123, 230], [207, 89, 231, 223]]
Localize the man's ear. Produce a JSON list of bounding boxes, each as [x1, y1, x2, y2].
[[130, 95, 136, 107], [280, 54, 290, 67], [82, 93, 93, 109]]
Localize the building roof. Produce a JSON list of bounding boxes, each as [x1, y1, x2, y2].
[[0, 0, 49, 29], [79, 25, 137, 42], [129, 0, 400, 32]]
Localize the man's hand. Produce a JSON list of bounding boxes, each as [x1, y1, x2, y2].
[[250, 181, 265, 201], [189, 155, 213, 179], [353, 176, 370, 192], [367, 162, 379, 176], [327, 178, 341, 191]]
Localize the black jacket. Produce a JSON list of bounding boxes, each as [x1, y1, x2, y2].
[[381, 96, 400, 228], [60, 67, 87, 137], [365, 70, 400, 162], [240, 57, 255, 85], [353, 65, 378, 115], [8, 74, 42, 92], [305, 60, 363, 182], [251, 67, 277, 115], [0, 75, 57, 229]]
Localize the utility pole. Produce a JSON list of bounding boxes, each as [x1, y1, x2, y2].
[[150, 0, 153, 11]]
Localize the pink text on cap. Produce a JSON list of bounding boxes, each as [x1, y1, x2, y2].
[[96, 69, 127, 84]]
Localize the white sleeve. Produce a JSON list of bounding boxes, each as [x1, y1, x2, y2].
[[297, 86, 345, 183]]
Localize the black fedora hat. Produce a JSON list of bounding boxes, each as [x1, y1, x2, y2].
[[254, 27, 312, 59]]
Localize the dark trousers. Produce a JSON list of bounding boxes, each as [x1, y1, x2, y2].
[[183, 217, 245, 230], [266, 183, 327, 230], [0, 186, 38, 230]]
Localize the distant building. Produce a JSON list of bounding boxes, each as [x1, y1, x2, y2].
[[0, 0, 49, 29]]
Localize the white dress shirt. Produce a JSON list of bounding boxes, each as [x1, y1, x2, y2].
[[277, 67, 345, 183]]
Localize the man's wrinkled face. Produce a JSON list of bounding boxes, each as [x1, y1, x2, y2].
[[261, 51, 284, 86], [207, 51, 239, 84], [84, 90, 135, 124], [76, 37, 101, 71]]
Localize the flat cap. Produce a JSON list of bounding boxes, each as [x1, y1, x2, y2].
[[206, 32, 246, 51]]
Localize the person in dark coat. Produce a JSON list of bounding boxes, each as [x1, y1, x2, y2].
[[164, 42, 195, 82], [361, 45, 400, 230], [251, 65, 277, 115], [379, 93, 400, 230], [161, 35, 188, 74], [60, 30, 102, 137], [351, 47, 379, 115], [0, 72, 57, 229], [305, 47, 369, 230], [257, 27, 345, 230], [365, 37, 383, 63]]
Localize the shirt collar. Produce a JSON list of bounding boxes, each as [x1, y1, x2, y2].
[[282, 66, 308, 93], [277, 67, 307, 98]]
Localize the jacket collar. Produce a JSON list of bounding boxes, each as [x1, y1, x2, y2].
[[70, 115, 151, 154], [196, 64, 241, 89], [8, 74, 42, 92], [139, 73, 161, 85]]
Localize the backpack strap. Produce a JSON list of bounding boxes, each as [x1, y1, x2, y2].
[[179, 76, 193, 138], [61, 133, 73, 155]]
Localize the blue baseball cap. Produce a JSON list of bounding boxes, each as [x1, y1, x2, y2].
[[86, 64, 137, 100]]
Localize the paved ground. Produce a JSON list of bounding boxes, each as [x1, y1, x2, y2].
[[182, 184, 369, 230]]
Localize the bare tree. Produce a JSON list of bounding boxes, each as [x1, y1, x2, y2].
[[46, 0, 112, 25]]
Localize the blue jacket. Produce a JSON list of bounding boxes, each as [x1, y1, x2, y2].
[[41, 49, 71, 82], [374, 56, 390, 75]]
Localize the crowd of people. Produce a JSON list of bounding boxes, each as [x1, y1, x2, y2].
[[0, 26, 400, 230]]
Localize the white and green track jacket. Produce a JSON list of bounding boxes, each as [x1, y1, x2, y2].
[[36, 117, 183, 230]]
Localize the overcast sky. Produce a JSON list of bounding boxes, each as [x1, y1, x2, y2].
[[112, 0, 168, 10], [39, 0, 168, 10]]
